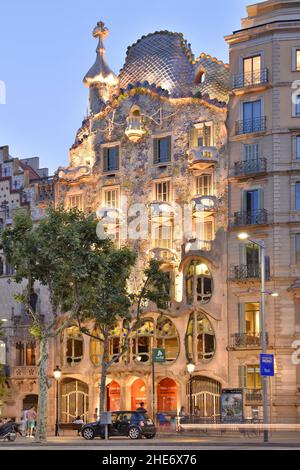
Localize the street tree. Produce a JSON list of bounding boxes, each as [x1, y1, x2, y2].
[[77, 254, 170, 414], [0, 207, 114, 441]]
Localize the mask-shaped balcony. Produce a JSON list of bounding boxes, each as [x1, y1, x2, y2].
[[192, 196, 217, 218], [149, 201, 174, 222], [125, 116, 147, 143], [187, 147, 218, 170], [149, 247, 178, 265]]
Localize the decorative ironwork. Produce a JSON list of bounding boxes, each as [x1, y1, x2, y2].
[[230, 333, 268, 348], [233, 209, 268, 226], [236, 117, 266, 135], [11, 366, 37, 378], [231, 264, 260, 280], [245, 388, 263, 403], [234, 158, 267, 177], [232, 68, 269, 89]]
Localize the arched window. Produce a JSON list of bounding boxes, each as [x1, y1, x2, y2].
[[156, 316, 179, 362], [186, 312, 216, 362], [61, 378, 89, 423], [185, 261, 213, 305], [132, 320, 154, 363], [66, 326, 83, 366]]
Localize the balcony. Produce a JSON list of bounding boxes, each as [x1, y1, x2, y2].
[[11, 366, 37, 378], [149, 247, 178, 264], [235, 117, 266, 136], [233, 158, 267, 178], [232, 68, 269, 91], [231, 264, 260, 280], [192, 196, 217, 218], [230, 332, 268, 349], [233, 209, 268, 227], [187, 146, 218, 170], [245, 388, 263, 403], [182, 239, 212, 257]]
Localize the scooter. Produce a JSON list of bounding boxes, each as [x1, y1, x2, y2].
[[0, 420, 18, 442]]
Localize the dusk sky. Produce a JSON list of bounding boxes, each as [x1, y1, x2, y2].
[[0, 0, 249, 174]]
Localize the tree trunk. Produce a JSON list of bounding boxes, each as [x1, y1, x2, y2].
[[99, 334, 109, 415], [35, 334, 49, 442]]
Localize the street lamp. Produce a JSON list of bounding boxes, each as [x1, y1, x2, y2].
[[237, 232, 271, 443], [187, 363, 195, 420], [53, 365, 61, 437]]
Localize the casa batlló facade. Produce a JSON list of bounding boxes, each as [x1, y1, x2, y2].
[[1, 0, 300, 427]]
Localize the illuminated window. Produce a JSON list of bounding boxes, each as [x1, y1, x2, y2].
[[66, 327, 83, 366], [185, 261, 213, 305], [190, 123, 213, 148], [68, 194, 83, 211], [246, 365, 262, 389], [103, 145, 119, 172], [155, 181, 170, 202], [103, 188, 119, 209], [152, 222, 173, 250], [132, 320, 154, 363], [90, 327, 103, 367], [296, 49, 300, 71], [195, 174, 213, 196], [243, 55, 261, 86], [156, 316, 179, 363], [186, 312, 216, 362], [16, 341, 36, 366]]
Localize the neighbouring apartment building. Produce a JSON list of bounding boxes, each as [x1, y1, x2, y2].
[[1, 0, 300, 426]]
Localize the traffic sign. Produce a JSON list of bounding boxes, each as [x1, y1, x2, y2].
[[260, 353, 275, 377], [153, 348, 165, 363]]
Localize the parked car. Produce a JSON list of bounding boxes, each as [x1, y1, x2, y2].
[[81, 411, 156, 440]]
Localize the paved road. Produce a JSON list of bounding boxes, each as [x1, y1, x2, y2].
[[0, 434, 299, 450]]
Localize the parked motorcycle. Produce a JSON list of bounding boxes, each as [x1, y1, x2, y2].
[[0, 420, 18, 442]]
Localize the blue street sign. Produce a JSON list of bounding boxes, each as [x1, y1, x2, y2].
[[260, 354, 275, 377]]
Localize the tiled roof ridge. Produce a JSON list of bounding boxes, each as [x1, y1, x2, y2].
[[195, 52, 229, 69], [120, 30, 194, 74]]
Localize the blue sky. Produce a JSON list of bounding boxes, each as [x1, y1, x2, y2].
[[0, 0, 249, 174]]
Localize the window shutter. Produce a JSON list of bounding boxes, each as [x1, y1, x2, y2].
[[239, 242, 246, 265], [265, 256, 270, 281], [238, 303, 246, 334], [238, 365, 247, 388], [189, 128, 198, 148], [258, 188, 264, 210], [153, 139, 159, 164], [166, 136, 172, 162], [115, 146, 120, 170], [103, 148, 108, 172]]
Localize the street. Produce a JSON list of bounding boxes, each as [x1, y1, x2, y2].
[[0, 433, 300, 450]]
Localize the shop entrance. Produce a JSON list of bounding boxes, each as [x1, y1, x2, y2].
[[157, 378, 177, 412], [107, 380, 121, 411], [131, 378, 147, 411]]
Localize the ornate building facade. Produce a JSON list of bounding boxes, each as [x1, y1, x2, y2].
[[2, 0, 300, 427]]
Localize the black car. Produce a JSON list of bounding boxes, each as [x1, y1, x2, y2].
[[81, 411, 156, 440]]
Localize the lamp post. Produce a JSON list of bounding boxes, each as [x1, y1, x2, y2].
[[53, 365, 61, 437], [187, 363, 195, 420], [238, 233, 273, 443]]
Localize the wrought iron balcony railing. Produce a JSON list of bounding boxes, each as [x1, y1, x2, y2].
[[233, 209, 268, 227], [234, 158, 267, 177], [236, 117, 266, 135], [232, 68, 269, 90], [230, 332, 268, 349], [231, 264, 260, 280], [245, 388, 263, 403]]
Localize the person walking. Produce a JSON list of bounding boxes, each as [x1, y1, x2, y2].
[[26, 406, 37, 438], [136, 402, 147, 413], [19, 409, 28, 437]]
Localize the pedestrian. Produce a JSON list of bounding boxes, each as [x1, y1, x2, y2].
[[136, 402, 147, 413], [19, 409, 28, 437], [26, 406, 37, 438], [73, 415, 84, 436]]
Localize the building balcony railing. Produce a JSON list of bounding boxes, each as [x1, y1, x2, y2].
[[235, 117, 266, 135], [230, 332, 268, 349], [11, 366, 37, 378], [182, 239, 213, 257], [233, 209, 268, 227], [231, 264, 260, 280], [232, 68, 269, 90], [245, 388, 263, 403], [187, 146, 218, 170], [233, 158, 267, 177]]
